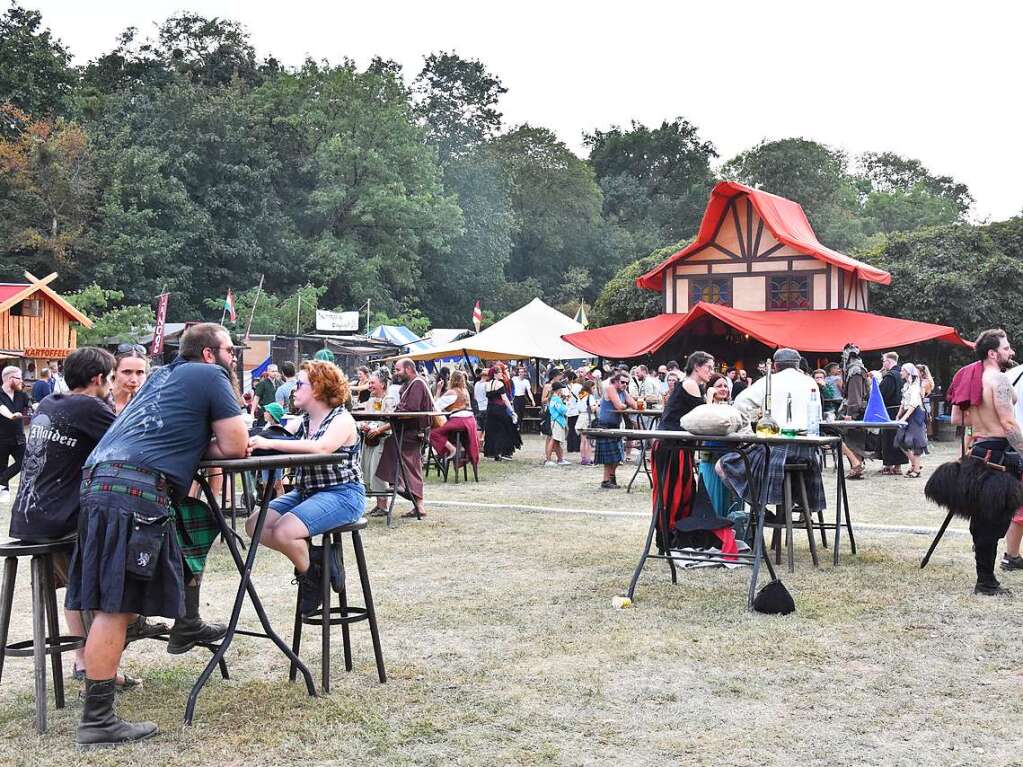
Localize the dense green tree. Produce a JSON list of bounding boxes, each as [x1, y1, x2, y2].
[[590, 241, 688, 326], [862, 224, 1023, 344], [66, 284, 155, 344], [410, 52, 516, 325], [0, 106, 97, 279], [251, 62, 462, 315], [414, 51, 506, 165], [0, 3, 76, 120], [491, 124, 608, 301], [585, 118, 716, 252]]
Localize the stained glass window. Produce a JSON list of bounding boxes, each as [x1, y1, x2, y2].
[[768, 275, 810, 310], [690, 278, 732, 307]]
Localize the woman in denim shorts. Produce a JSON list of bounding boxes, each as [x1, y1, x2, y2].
[[247, 360, 365, 615]]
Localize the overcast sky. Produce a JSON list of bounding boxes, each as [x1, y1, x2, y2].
[[23, 0, 1023, 221]]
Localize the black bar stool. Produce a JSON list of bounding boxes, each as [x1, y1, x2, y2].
[[0, 536, 84, 734], [440, 430, 479, 484], [765, 463, 823, 572], [289, 518, 385, 692]]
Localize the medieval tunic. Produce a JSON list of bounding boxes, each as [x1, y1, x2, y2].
[[375, 375, 432, 501], [843, 362, 870, 459]]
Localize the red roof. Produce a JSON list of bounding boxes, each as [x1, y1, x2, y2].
[[636, 181, 891, 291], [562, 303, 970, 357], [0, 284, 29, 302]]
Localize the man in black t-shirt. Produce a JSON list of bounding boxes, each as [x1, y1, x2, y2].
[[0, 365, 30, 502], [10, 348, 118, 685]]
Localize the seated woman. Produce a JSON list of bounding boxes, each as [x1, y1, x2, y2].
[[359, 369, 396, 517], [428, 370, 480, 469], [698, 373, 739, 519], [246, 360, 365, 616]]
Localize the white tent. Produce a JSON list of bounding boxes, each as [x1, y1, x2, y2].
[[402, 298, 590, 361]]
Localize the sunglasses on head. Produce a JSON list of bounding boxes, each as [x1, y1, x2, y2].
[[117, 343, 147, 355]]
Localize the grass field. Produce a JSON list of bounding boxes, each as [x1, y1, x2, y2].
[[1, 435, 1021, 766]]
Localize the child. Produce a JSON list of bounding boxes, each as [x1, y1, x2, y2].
[[544, 381, 570, 466]]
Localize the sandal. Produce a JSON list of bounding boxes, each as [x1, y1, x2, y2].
[[846, 464, 865, 480], [906, 470, 921, 478], [400, 509, 425, 519]]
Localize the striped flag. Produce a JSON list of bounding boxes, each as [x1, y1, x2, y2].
[[224, 289, 237, 323], [471, 300, 482, 332]]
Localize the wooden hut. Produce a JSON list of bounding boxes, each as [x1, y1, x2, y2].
[[0, 272, 92, 364]]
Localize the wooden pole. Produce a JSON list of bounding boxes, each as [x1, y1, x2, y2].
[[244, 274, 264, 342]]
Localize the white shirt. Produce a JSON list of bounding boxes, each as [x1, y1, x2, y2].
[[387, 383, 403, 403], [734, 367, 820, 431], [512, 376, 531, 397], [436, 390, 473, 419], [474, 380, 488, 410]]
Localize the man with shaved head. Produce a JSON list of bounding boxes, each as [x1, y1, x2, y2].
[[375, 357, 432, 518]]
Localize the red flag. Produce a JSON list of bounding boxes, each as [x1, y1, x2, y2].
[[150, 292, 169, 356], [224, 289, 237, 323], [472, 300, 482, 332]]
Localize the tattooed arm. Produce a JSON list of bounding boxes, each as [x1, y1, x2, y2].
[[993, 372, 1023, 452]]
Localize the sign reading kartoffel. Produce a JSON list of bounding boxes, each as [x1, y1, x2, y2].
[[315, 309, 360, 333]]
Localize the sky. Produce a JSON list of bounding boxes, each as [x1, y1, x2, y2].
[[22, 0, 1023, 221]]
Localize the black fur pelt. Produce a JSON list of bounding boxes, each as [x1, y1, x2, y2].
[[924, 458, 1023, 525]]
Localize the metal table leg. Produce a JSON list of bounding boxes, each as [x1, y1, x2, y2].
[[185, 475, 316, 725], [746, 444, 777, 610]]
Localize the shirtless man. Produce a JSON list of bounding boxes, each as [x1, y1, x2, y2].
[[938, 329, 1021, 595]]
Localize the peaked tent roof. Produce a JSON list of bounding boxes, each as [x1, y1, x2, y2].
[[367, 324, 420, 346], [562, 302, 970, 357], [402, 298, 589, 361], [636, 181, 891, 291]]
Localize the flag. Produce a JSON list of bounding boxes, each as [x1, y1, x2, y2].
[[150, 292, 169, 356], [472, 300, 482, 332], [224, 289, 237, 323], [573, 299, 589, 328], [864, 375, 890, 423]]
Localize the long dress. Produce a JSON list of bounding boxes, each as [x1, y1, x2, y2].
[[375, 377, 432, 501], [483, 383, 521, 458], [652, 383, 704, 549]]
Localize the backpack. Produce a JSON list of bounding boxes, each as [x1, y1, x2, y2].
[[539, 406, 552, 436]]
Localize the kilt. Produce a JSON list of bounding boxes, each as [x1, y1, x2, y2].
[[174, 497, 219, 577], [718, 443, 826, 509], [66, 462, 185, 619], [594, 435, 624, 465]]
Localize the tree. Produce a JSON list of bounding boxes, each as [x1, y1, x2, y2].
[[66, 284, 155, 345], [590, 240, 688, 326], [0, 3, 76, 119], [722, 138, 865, 251], [0, 105, 97, 278], [204, 284, 324, 335], [585, 118, 717, 251], [252, 62, 462, 316], [417, 149, 516, 325], [862, 224, 1023, 345], [491, 124, 608, 302], [856, 151, 973, 235], [414, 51, 507, 165]]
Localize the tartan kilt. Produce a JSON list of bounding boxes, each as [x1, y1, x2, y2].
[[718, 443, 826, 509], [593, 435, 624, 465], [174, 497, 219, 577]]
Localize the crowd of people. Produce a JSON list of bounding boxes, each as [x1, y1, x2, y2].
[[0, 328, 960, 746]]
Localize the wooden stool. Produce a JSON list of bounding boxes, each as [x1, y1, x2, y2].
[[765, 463, 823, 572], [0, 536, 84, 734], [289, 519, 386, 692]]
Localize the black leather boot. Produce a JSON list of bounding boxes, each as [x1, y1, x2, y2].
[[166, 583, 227, 654], [77, 678, 158, 748]]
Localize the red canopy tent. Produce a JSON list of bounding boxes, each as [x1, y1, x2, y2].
[[563, 302, 971, 358]]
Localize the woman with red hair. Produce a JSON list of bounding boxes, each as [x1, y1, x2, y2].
[[247, 360, 364, 617]]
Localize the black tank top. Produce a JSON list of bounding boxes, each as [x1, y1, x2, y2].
[[659, 382, 704, 432]]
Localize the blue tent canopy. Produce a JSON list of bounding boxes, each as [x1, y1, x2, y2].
[[368, 325, 420, 346]]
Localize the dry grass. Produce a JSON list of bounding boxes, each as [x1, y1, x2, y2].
[[1, 435, 1021, 766]]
